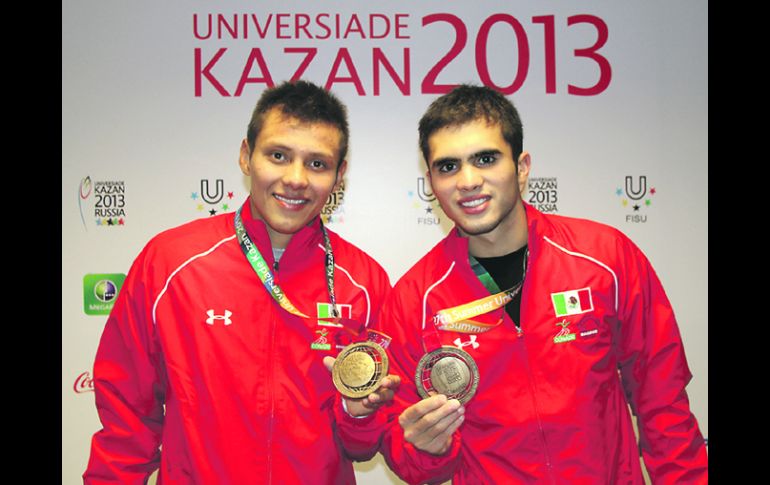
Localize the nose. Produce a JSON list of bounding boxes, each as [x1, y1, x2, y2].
[[457, 163, 482, 192], [282, 160, 309, 190]]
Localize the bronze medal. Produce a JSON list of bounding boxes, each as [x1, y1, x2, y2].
[[332, 341, 389, 399], [415, 346, 479, 404]]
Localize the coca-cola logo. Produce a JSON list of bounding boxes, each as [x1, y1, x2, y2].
[[74, 371, 94, 394]]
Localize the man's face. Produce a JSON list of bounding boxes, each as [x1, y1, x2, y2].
[[426, 119, 529, 240], [239, 108, 346, 248]]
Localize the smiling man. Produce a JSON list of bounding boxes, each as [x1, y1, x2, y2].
[[84, 80, 398, 484], [377, 85, 708, 484]]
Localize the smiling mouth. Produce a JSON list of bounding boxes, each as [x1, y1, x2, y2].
[[459, 196, 490, 208], [274, 194, 309, 206]]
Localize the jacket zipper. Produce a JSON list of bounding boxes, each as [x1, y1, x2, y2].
[[266, 273, 278, 485], [518, 329, 557, 485]]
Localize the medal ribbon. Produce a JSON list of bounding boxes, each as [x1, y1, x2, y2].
[[234, 206, 336, 320], [430, 250, 529, 334]]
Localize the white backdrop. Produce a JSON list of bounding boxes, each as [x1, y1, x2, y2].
[[62, 1, 707, 483]]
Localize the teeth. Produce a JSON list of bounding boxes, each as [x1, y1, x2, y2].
[[275, 194, 307, 205], [461, 198, 487, 208]]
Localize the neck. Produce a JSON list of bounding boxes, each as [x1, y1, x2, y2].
[[466, 203, 528, 258], [249, 198, 293, 249]]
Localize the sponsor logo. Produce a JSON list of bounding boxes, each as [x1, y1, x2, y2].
[[317, 302, 351, 326], [577, 316, 600, 339], [83, 273, 126, 315], [74, 371, 95, 394], [408, 177, 444, 226], [192, 179, 236, 216], [321, 183, 346, 224], [551, 287, 594, 317], [311, 328, 332, 350], [527, 177, 558, 213], [553, 319, 576, 344], [616, 176, 656, 223], [454, 335, 480, 350], [206, 309, 233, 325], [78, 176, 127, 229]]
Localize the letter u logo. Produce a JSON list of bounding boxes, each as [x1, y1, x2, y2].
[[624, 176, 647, 201], [417, 177, 435, 202], [201, 179, 224, 204]]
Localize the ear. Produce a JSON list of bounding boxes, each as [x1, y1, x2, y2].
[[334, 159, 348, 191], [517, 151, 531, 195], [239, 139, 252, 176]]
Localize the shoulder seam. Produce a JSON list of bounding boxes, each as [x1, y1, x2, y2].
[[422, 261, 456, 330], [542, 236, 618, 313], [152, 235, 237, 325]]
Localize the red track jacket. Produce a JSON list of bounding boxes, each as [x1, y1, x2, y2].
[[379, 203, 707, 484], [84, 199, 391, 484]]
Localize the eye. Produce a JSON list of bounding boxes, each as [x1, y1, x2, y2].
[[308, 159, 328, 170], [437, 161, 458, 174], [270, 151, 286, 162], [477, 154, 497, 166]]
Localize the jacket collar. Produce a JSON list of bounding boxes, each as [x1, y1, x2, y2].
[[239, 198, 324, 270]]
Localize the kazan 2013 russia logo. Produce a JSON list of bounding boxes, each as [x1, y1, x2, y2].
[[616, 176, 656, 223], [192, 179, 236, 216], [321, 182, 346, 224], [79, 176, 127, 230], [407, 177, 443, 226]]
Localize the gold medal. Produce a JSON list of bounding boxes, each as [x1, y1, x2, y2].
[[415, 346, 479, 404], [332, 341, 389, 399]]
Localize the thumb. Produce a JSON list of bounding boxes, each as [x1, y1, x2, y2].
[[323, 356, 336, 373]]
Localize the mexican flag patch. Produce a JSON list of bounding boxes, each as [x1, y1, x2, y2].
[[551, 288, 593, 317]]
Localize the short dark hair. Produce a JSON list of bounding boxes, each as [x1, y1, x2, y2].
[[418, 84, 523, 164], [246, 80, 349, 166]]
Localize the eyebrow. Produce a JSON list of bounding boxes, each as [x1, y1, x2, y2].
[[431, 149, 503, 169]]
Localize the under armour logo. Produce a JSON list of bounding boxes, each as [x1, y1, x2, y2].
[[454, 335, 479, 350], [206, 309, 232, 326]]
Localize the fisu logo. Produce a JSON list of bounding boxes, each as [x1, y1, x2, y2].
[[206, 309, 233, 326]]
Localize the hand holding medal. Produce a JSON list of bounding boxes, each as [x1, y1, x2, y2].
[[324, 329, 401, 417]]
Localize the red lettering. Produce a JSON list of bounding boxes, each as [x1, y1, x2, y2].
[[475, 14, 529, 95], [567, 15, 612, 96], [326, 48, 366, 95], [532, 15, 556, 93], [395, 14, 410, 39], [276, 13, 291, 39], [369, 14, 390, 39], [316, 14, 332, 40], [421, 13, 467, 94], [285, 48, 318, 82], [373, 48, 410, 95], [235, 48, 275, 96], [249, 14, 273, 39], [192, 14, 211, 40], [295, 14, 311, 39], [343, 14, 365, 39], [195, 48, 230, 97]]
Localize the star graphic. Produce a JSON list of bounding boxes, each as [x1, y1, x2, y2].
[[407, 190, 414, 198], [227, 191, 234, 199], [197, 204, 204, 211], [645, 199, 651, 206], [95, 219, 102, 226], [191, 192, 199, 200], [118, 218, 125, 225], [426, 206, 433, 214], [615, 188, 623, 196], [222, 203, 229, 211], [107, 218, 114, 226], [209, 209, 217, 216], [650, 188, 656, 195], [621, 199, 628, 207], [412, 201, 421, 209], [633, 204, 640, 211]]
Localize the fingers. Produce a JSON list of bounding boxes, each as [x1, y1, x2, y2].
[[398, 395, 465, 454], [322, 356, 335, 372]]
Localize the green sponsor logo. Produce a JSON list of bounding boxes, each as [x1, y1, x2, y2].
[[553, 333, 576, 344], [83, 273, 126, 315], [310, 342, 332, 350]]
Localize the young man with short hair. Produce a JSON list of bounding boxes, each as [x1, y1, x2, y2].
[[378, 85, 708, 484], [84, 80, 398, 484]]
